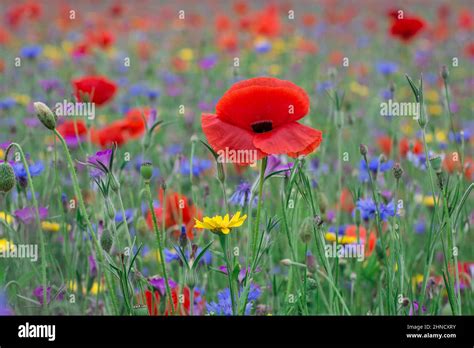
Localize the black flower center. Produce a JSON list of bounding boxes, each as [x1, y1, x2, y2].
[[251, 120, 273, 133]]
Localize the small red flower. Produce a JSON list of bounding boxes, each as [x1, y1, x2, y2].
[[389, 16, 425, 42], [56, 120, 88, 139], [202, 77, 322, 164], [399, 138, 423, 158], [344, 225, 376, 257], [72, 76, 117, 106], [146, 190, 201, 240]]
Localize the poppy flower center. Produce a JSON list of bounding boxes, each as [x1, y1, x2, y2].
[[251, 120, 273, 133]]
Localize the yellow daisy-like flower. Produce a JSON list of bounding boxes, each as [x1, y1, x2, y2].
[[41, 221, 71, 232], [0, 239, 15, 253], [178, 48, 194, 62], [349, 81, 369, 98], [325, 233, 357, 244], [194, 212, 247, 235], [0, 211, 14, 225]]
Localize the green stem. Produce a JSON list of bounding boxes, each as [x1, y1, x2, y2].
[[144, 182, 175, 314], [53, 129, 120, 315], [5, 143, 48, 313], [220, 234, 237, 315]]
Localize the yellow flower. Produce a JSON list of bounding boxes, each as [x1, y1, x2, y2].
[[268, 64, 281, 75], [273, 39, 286, 54], [0, 211, 14, 225], [68, 280, 104, 295], [12, 94, 30, 106], [435, 130, 447, 143], [427, 104, 442, 116], [349, 81, 369, 97], [41, 221, 70, 232], [194, 212, 247, 235], [0, 149, 4, 159], [178, 48, 194, 62], [425, 90, 439, 103], [0, 239, 15, 253], [325, 233, 357, 244], [423, 196, 436, 207], [43, 45, 63, 61]]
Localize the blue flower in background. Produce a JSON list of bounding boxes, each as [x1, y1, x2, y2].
[[359, 158, 393, 182], [180, 158, 212, 177], [229, 181, 257, 207], [316, 81, 334, 93], [13, 161, 44, 180], [0, 98, 16, 110], [20, 45, 43, 59], [115, 209, 134, 224], [355, 198, 395, 221], [376, 61, 398, 76], [206, 284, 261, 315]]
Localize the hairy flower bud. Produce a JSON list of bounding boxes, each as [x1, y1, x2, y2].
[[100, 229, 113, 252], [140, 162, 153, 181], [34, 102, 57, 130], [359, 144, 368, 157], [0, 162, 16, 193], [392, 163, 404, 180]]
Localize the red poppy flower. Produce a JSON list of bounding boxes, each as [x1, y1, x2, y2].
[[146, 190, 201, 240], [389, 16, 425, 42], [72, 76, 117, 106], [123, 107, 151, 137], [202, 77, 322, 164], [56, 120, 88, 138], [399, 138, 423, 158], [377, 135, 392, 156], [145, 289, 160, 316], [252, 5, 281, 37], [344, 225, 376, 257], [90, 122, 127, 147], [338, 188, 355, 213]]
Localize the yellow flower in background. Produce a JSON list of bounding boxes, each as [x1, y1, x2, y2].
[[68, 280, 104, 295], [401, 122, 414, 136], [349, 81, 369, 97], [143, 248, 162, 263], [268, 64, 281, 75], [325, 233, 357, 244], [0, 149, 3, 159], [178, 48, 194, 62], [427, 104, 442, 116], [61, 41, 73, 54], [273, 39, 286, 54], [43, 45, 63, 61], [194, 212, 247, 235], [0, 211, 14, 225], [435, 130, 447, 142], [423, 196, 436, 207], [41, 221, 71, 232], [412, 274, 424, 290], [0, 239, 15, 253], [425, 90, 439, 103], [12, 94, 30, 106]]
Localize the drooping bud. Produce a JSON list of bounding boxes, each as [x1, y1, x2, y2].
[[441, 65, 449, 81], [34, 102, 57, 130], [359, 144, 368, 157], [0, 162, 16, 193]]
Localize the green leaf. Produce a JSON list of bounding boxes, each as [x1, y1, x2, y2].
[[192, 240, 215, 270]]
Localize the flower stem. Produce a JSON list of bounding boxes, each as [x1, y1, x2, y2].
[[144, 182, 175, 314], [220, 234, 237, 315], [5, 143, 48, 313], [53, 129, 120, 315]]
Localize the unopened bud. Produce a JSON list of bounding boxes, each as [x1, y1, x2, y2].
[[0, 162, 16, 193], [34, 102, 57, 130]]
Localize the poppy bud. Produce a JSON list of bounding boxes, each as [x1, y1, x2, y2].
[[100, 229, 113, 252], [0, 162, 16, 193], [359, 144, 368, 157], [299, 218, 313, 243], [441, 65, 449, 81], [140, 162, 153, 181], [429, 156, 442, 173], [136, 216, 148, 236], [185, 270, 197, 289], [392, 163, 403, 180], [318, 192, 328, 214], [132, 305, 149, 316], [306, 277, 317, 290], [34, 101, 57, 130]]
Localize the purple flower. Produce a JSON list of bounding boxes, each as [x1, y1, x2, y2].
[[87, 149, 112, 178], [206, 284, 261, 315], [89, 255, 97, 278], [265, 155, 293, 177], [15, 206, 48, 224], [198, 55, 218, 70], [148, 277, 177, 295], [33, 286, 51, 305], [0, 291, 13, 315], [409, 300, 427, 316], [229, 181, 257, 207]]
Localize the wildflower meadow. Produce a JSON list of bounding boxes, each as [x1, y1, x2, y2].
[[0, 1, 472, 337]]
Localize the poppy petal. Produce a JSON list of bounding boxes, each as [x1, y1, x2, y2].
[[253, 122, 322, 157], [202, 113, 266, 164], [216, 77, 310, 130]]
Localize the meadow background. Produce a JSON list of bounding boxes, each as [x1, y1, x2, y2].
[[0, 0, 472, 316]]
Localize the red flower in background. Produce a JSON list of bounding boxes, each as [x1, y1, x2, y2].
[[389, 16, 425, 42], [399, 138, 423, 158], [377, 135, 392, 156], [202, 77, 322, 164], [146, 189, 201, 240], [144, 286, 205, 316], [72, 76, 117, 106], [344, 225, 376, 257], [339, 188, 355, 213], [90, 107, 151, 147]]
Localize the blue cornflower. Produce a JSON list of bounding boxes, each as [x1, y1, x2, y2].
[[229, 181, 257, 207], [415, 220, 426, 234], [316, 81, 334, 93], [20, 45, 42, 59], [206, 284, 261, 315], [180, 158, 212, 177], [376, 61, 398, 76], [12, 161, 44, 179], [115, 209, 134, 224], [359, 158, 393, 182], [0, 98, 16, 110], [164, 248, 180, 263], [449, 130, 471, 144], [355, 198, 395, 221], [255, 40, 271, 54]]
